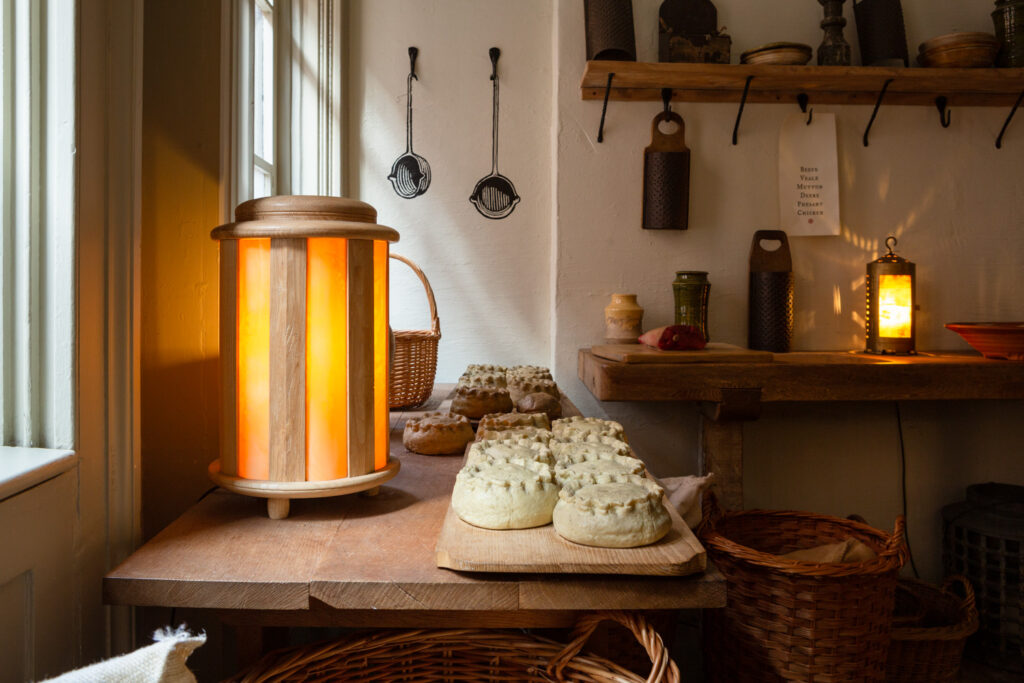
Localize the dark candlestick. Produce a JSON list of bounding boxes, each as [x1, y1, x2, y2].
[[818, 0, 852, 66]]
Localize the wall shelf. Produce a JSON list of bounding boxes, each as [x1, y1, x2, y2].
[[581, 61, 1024, 107]]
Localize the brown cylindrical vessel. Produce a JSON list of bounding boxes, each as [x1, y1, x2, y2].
[[584, 0, 637, 61]]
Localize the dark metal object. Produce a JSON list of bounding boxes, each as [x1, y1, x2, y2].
[[798, 93, 813, 125], [993, 0, 1024, 67], [996, 90, 1024, 149], [935, 96, 952, 128], [853, 0, 909, 66], [658, 0, 731, 64], [731, 75, 753, 145], [865, 236, 916, 355], [642, 108, 690, 231], [469, 48, 520, 220], [748, 231, 794, 353], [818, 0, 852, 66], [388, 47, 431, 199], [673, 271, 710, 341], [862, 78, 893, 147], [584, 0, 637, 61], [597, 72, 615, 143]]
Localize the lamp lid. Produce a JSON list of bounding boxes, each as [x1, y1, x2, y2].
[[212, 195, 400, 242], [871, 235, 911, 265]]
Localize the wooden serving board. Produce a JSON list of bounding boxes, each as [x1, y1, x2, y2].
[[592, 342, 773, 364]]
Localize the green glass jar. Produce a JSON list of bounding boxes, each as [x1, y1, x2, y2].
[[673, 271, 710, 341]]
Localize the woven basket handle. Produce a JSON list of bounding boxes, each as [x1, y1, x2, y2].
[[390, 252, 440, 336], [942, 574, 978, 621], [546, 611, 680, 683]]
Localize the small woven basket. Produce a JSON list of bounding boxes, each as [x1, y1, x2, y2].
[[226, 611, 680, 682], [886, 575, 979, 682], [697, 493, 907, 682], [388, 253, 440, 409]]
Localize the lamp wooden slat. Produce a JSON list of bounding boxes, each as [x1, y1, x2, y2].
[[269, 238, 308, 483], [219, 240, 239, 478], [346, 239, 375, 478]]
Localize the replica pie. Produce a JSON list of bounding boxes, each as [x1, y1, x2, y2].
[[478, 412, 551, 433], [466, 439, 554, 467], [457, 372, 507, 389], [451, 460, 560, 529], [552, 416, 626, 443], [402, 412, 475, 455], [516, 392, 563, 420], [506, 365, 553, 381], [508, 377, 560, 404], [550, 439, 633, 464], [450, 384, 513, 419], [553, 455, 646, 486], [475, 425, 553, 443], [463, 364, 507, 377], [553, 477, 671, 548]]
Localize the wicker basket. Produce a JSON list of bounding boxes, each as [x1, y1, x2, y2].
[[389, 253, 440, 409], [227, 611, 680, 682], [697, 493, 907, 682], [886, 575, 979, 682]]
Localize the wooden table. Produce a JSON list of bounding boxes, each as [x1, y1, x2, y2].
[[579, 349, 1024, 508], [105, 386, 723, 657]]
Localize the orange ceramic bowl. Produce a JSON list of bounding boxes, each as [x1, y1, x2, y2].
[[945, 322, 1024, 360]]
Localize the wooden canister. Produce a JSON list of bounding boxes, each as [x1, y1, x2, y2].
[[643, 111, 690, 230], [604, 294, 644, 343]]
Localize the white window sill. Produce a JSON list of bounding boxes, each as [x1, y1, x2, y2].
[[0, 447, 78, 501]]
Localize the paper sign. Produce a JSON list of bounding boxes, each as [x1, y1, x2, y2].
[[778, 112, 840, 236]]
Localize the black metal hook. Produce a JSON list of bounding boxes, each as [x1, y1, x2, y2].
[[797, 93, 813, 125], [489, 47, 500, 80], [935, 96, 951, 128], [732, 75, 754, 145], [408, 46, 419, 80], [996, 90, 1024, 149], [863, 78, 894, 147], [597, 72, 615, 143], [662, 88, 673, 115]]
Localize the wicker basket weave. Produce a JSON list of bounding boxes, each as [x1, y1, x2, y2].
[[388, 253, 440, 409], [886, 575, 979, 682], [227, 611, 680, 682], [697, 493, 907, 682]]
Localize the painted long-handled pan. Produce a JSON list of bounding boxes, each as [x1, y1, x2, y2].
[[469, 47, 520, 219], [388, 47, 431, 199]]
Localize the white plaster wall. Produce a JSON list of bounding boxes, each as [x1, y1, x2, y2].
[[346, 0, 555, 381]]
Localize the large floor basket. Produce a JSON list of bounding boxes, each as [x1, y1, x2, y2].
[[389, 253, 440, 409], [227, 611, 680, 682], [698, 493, 906, 682]]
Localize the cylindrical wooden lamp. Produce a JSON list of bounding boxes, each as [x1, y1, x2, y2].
[[209, 196, 400, 518]]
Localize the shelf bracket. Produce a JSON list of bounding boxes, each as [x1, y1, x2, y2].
[[797, 93, 812, 125], [596, 72, 615, 143], [996, 90, 1024, 150], [732, 75, 754, 145], [863, 78, 894, 147], [935, 96, 951, 128]]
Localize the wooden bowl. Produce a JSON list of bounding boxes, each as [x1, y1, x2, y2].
[[918, 32, 998, 68], [945, 322, 1024, 360], [741, 43, 813, 66]]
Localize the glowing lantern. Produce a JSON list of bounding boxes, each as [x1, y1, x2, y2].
[[865, 235, 916, 355], [209, 196, 399, 518]]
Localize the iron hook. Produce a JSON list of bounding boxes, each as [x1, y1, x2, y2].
[[408, 46, 418, 80], [662, 88, 673, 115], [489, 47, 500, 81], [863, 78, 894, 147], [597, 72, 615, 143], [732, 75, 754, 145], [935, 96, 951, 128], [996, 90, 1024, 149], [798, 93, 813, 125]]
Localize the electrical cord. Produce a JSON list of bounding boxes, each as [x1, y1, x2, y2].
[[895, 401, 920, 578]]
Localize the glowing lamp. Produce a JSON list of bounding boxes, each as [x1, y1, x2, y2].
[[209, 196, 399, 518], [865, 235, 916, 355]]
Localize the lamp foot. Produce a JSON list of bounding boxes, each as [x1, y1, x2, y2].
[[362, 486, 381, 497], [267, 498, 290, 519]]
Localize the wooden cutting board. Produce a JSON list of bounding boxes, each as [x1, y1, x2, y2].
[[592, 342, 773, 364]]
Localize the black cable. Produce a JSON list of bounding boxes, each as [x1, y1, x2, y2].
[[895, 402, 920, 578]]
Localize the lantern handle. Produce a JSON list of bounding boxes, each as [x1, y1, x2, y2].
[[885, 235, 897, 254]]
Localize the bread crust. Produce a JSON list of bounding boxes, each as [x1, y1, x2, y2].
[[402, 412, 475, 455]]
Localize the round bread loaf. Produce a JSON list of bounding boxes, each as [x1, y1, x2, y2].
[[466, 439, 555, 467], [457, 372, 507, 388], [516, 392, 563, 420], [506, 365, 553, 381], [553, 478, 670, 548], [402, 412, 474, 455], [450, 385, 513, 419], [552, 416, 626, 443], [475, 425, 552, 443], [478, 411, 551, 433], [452, 460, 559, 529], [508, 377, 559, 405], [550, 439, 632, 464], [553, 455, 645, 486]]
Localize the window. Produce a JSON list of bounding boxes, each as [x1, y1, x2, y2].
[[253, 0, 275, 198]]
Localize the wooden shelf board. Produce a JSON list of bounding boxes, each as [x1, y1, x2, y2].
[[581, 61, 1024, 107]]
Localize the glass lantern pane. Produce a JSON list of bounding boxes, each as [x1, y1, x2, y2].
[[878, 274, 912, 338]]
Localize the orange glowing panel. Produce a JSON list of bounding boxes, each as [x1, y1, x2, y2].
[[306, 238, 348, 481], [237, 238, 271, 480], [879, 274, 913, 338], [373, 241, 389, 470]]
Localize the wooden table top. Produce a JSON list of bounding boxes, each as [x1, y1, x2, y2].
[[579, 348, 1024, 403], [104, 386, 724, 627]]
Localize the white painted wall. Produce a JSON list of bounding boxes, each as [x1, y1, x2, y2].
[[349, 0, 1024, 581]]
